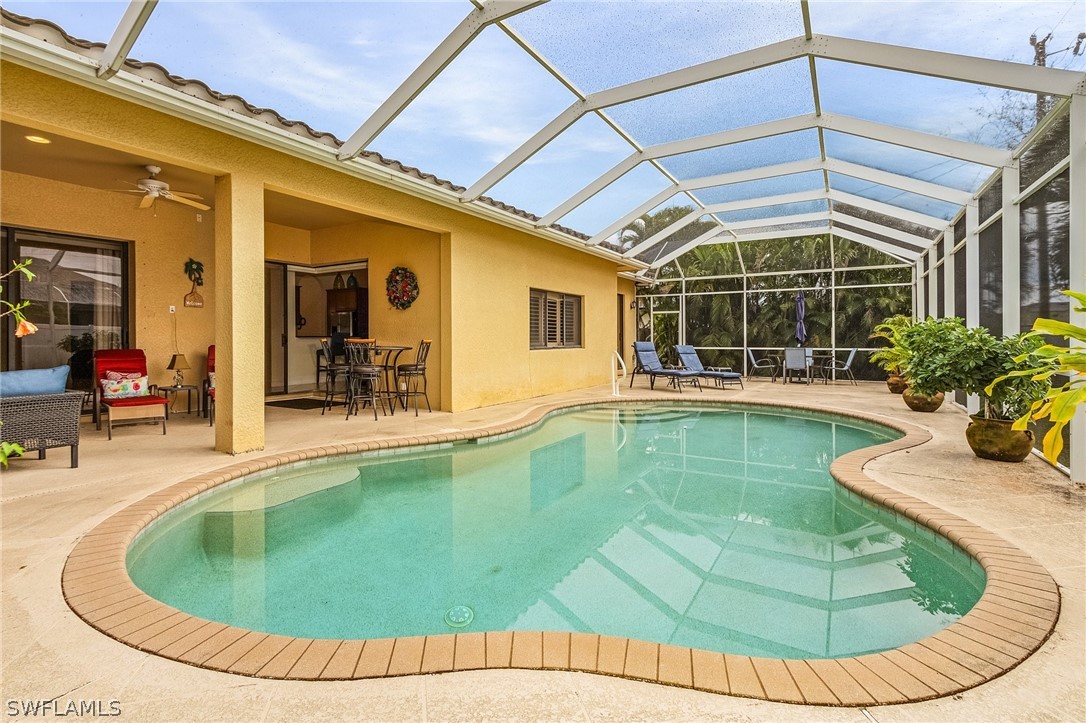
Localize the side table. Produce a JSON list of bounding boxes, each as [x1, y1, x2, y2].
[[155, 384, 199, 416]]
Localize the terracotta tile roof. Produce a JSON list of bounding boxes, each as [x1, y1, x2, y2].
[[0, 8, 599, 246]]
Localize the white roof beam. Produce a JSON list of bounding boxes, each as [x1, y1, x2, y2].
[[462, 102, 583, 200], [831, 227, 918, 262], [823, 159, 971, 205], [646, 226, 732, 268], [589, 186, 681, 247], [337, 0, 546, 161], [732, 226, 832, 244], [97, 0, 157, 80], [725, 212, 829, 231], [829, 190, 946, 229], [542, 112, 995, 228], [829, 211, 930, 249], [537, 152, 642, 227], [676, 159, 825, 192], [812, 34, 1084, 97], [537, 115, 821, 226], [462, 28, 1064, 203], [820, 113, 1007, 167], [622, 190, 826, 258]]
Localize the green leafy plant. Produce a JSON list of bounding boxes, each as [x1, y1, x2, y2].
[[1, 259, 36, 467], [987, 290, 1086, 463], [899, 317, 968, 397], [869, 314, 915, 375], [948, 329, 1049, 420], [1, 259, 36, 336]]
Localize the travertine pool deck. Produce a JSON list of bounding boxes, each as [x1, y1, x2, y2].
[[3, 380, 1084, 721]]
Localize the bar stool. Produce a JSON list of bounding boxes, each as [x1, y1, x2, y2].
[[344, 338, 382, 421], [396, 339, 432, 416], [319, 337, 350, 415]]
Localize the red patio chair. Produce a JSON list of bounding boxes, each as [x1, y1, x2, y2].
[[93, 349, 167, 439], [203, 344, 215, 426]]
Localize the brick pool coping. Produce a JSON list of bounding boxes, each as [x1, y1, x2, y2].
[[62, 397, 1061, 706]]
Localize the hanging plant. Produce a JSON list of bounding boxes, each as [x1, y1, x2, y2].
[[386, 266, 419, 310]]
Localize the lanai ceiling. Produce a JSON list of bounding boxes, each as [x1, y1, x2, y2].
[[2, 0, 1083, 272]]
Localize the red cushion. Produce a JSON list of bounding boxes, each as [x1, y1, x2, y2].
[[207, 388, 215, 400], [94, 349, 149, 380], [104, 396, 167, 408], [207, 345, 215, 374]]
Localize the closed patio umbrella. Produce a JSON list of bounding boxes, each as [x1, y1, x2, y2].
[[795, 290, 807, 346]]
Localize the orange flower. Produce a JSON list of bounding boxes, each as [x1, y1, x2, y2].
[[14, 319, 38, 337]]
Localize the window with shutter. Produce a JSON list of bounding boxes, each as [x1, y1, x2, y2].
[[529, 289, 582, 349]]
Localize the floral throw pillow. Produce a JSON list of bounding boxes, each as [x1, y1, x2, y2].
[[208, 372, 215, 390], [101, 375, 149, 399]]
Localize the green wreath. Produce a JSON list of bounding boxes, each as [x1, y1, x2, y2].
[[386, 266, 419, 310]]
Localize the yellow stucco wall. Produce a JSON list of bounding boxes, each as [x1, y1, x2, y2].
[[0, 169, 216, 386], [264, 222, 310, 265], [1, 62, 626, 421]]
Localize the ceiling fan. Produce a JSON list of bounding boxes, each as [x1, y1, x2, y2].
[[118, 165, 210, 211]]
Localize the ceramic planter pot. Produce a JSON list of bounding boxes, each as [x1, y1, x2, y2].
[[887, 372, 907, 394], [965, 415, 1035, 462], [902, 387, 944, 412]]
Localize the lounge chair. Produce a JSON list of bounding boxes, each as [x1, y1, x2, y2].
[[92, 349, 168, 439], [746, 348, 778, 380], [631, 342, 702, 392], [674, 345, 744, 389]]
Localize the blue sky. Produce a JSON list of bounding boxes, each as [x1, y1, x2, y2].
[[5, 0, 1085, 235]]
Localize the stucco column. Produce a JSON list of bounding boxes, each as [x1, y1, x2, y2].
[[214, 172, 265, 453]]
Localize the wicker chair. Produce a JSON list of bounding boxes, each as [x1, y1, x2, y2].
[[0, 391, 83, 467]]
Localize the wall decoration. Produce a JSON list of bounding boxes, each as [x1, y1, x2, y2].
[[183, 257, 204, 308], [386, 266, 419, 310]]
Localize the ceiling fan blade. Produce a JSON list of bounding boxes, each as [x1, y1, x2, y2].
[[114, 189, 146, 194], [139, 194, 156, 209], [171, 191, 205, 200], [161, 191, 210, 211]]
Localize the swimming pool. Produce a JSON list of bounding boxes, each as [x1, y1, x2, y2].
[[127, 405, 985, 659]]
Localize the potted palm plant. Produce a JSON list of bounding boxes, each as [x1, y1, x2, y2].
[[898, 317, 967, 412], [987, 289, 1086, 465], [869, 314, 914, 393]]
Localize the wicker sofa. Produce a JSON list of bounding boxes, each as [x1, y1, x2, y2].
[[0, 391, 83, 468]]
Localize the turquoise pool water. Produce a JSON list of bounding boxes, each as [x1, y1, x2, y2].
[[127, 405, 985, 659]]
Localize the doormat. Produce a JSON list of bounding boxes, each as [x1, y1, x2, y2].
[[266, 398, 326, 410]]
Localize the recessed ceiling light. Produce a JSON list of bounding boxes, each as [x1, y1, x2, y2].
[[25, 135, 51, 144]]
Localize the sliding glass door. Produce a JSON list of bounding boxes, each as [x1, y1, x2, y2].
[[2, 227, 129, 391]]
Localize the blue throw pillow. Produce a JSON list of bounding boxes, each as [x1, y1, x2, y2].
[[0, 365, 71, 397]]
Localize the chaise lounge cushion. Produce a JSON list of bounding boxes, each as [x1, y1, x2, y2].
[[0, 365, 70, 397]]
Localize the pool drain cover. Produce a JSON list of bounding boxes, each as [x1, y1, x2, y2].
[[444, 605, 474, 628]]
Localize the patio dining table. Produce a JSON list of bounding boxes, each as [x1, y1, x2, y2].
[[770, 350, 833, 384], [373, 344, 411, 414]]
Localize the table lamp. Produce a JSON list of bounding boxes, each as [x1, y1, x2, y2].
[[167, 353, 190, 387]]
